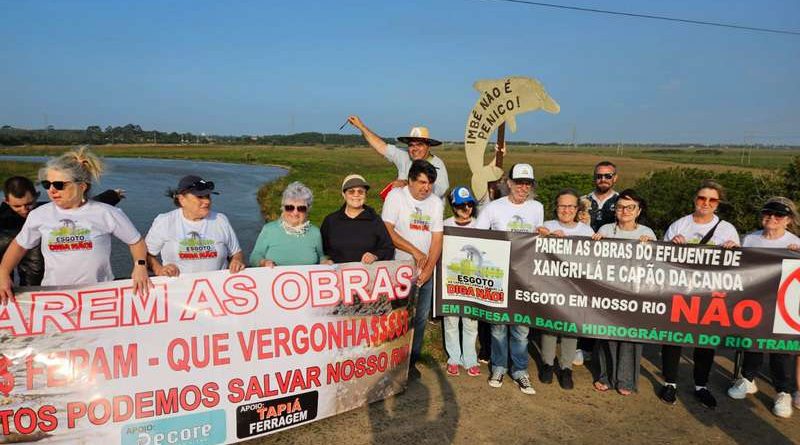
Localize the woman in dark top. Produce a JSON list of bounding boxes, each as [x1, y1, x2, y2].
[[321, 174, 394, 264]]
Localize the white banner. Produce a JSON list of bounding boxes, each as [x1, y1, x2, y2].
[[0, 261, 415, 444]]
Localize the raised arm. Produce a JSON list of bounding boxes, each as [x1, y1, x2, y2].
[[348, 115, 388, 155]]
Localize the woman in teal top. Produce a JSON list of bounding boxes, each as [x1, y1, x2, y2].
[[249, 181, 325, 266]]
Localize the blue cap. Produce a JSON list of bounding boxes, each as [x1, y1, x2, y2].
[[450, 186, 476, 206]]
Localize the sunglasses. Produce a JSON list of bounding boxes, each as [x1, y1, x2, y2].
[[345, 188, 366, 196], [454, 203, 474, 210], [695, 196, 720, 205], [184, 180, 215, 192], [761, 210, 789, 218], [595, 173, 615, 180], [41, 180, 74, 191], [284, 204, 308, 213]]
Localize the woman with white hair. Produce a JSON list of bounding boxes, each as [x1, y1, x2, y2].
[[728, 196, 800, 418], [0, 146, 151, 302], [249, 181, 325, 267]]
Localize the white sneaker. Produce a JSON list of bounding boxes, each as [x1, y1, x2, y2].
[[488, 370, 504, 388], [794, 391, 800, 410], [515, 375, 536, 395], [773, 392, 793, 418], [727, 377, 757, 399], [572, 349, 584, 366]]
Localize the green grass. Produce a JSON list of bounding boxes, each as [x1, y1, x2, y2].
[[0, 143, 788, 225], [0, 161, 41, 185]]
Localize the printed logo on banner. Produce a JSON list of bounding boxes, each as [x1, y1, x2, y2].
[[773, 259, 800, 334], [442, 235, 511, 308], [120, 409, 226, 445], [236, 390, 319, 439]]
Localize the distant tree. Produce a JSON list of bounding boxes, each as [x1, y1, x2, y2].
[[782, 156, 800, 202]]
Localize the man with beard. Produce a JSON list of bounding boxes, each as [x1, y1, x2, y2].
[[574, 161, 620, 366]]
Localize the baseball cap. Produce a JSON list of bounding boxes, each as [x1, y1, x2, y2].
[[450, 186, 477, 206], [177, 175, 219, 196], [509, 163, 535, 183]]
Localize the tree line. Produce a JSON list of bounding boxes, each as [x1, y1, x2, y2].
[[0, 125, 379, 146]]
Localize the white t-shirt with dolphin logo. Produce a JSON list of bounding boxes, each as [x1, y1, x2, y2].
[[381, 186, 443, 261], [16, 201, 142, 286], [475, 197, 544, 233], [145, 209, 241, 274]]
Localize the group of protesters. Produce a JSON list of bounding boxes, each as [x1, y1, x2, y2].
[[0, 116, 799, 419]]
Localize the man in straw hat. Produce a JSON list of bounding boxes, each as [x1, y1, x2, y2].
[[347, 115, 449, 198]]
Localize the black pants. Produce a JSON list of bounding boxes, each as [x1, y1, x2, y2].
[[477, 321, 492, 361], [742, 352, 795, 394], [661, 345, 715, 386], [578, 337, 595, 353]]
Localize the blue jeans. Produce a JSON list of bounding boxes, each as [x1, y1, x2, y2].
[[410, 278, 433, 366], [490, 324, 530, 379], [443, 316, 478, 368]]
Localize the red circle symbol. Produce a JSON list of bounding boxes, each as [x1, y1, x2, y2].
[[777, 267, 800, 332]]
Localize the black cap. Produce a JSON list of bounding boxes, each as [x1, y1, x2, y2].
[[761, 201, 791, 216], [177, 175, 218, 196]]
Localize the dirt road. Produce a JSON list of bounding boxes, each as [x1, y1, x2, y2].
[[248, 328, 799, 445]]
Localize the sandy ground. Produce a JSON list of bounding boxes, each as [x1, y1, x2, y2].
[[248, 327, 800, 445]]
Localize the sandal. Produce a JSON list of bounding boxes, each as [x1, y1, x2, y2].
[[593, 381, 609, 392], [617, 388, 633, 396]]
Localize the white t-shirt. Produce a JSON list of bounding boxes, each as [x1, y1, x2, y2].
[[598, 223, 656, 241], [663, 214, 740, 246], [381, 186, 444, 261], [742, 230, 800, 249], [145, 209, 241, 274], [384, 144, 449, 198], [543, 220, 594, 237], [444, 216, 477, 228], [16, 201, 141, 286], [475, 197, 544, 233]]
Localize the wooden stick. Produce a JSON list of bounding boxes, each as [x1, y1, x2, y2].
[[487, 123, 506, 201]]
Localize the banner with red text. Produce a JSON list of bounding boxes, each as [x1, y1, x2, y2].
[[0, 261, 414, 444], [434, 227, 800, 353]]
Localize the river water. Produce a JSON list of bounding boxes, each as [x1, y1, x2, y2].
[[0, 156, 286, 277]]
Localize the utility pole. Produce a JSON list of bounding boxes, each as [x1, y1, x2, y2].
[[571, 124, 577, 149]]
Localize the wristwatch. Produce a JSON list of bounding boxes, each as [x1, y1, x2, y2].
[[136, 259, 146, 266]]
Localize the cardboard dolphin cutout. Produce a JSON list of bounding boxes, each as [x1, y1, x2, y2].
[[464, 76, 560, 201]]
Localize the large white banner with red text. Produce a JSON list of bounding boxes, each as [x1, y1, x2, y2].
[[0, 261, 415, 444]]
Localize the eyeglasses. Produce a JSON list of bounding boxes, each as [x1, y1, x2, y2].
[[616, 204, 639, 213], [41, 180, 73, 191], [595, 173, 615, 180], [184, 180, 215, 192], [454, 203, 474, 210], [695, 196, 720, 205], [284, 204, 308, 213], [761, 211, 788, 219], [557, 205, 578, 210], [345, 188, 366, 196]]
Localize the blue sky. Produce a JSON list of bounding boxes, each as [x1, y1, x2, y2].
[[1, 0, 799, 144]]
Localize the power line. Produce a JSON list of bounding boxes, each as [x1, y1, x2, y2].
[[484, 0, 800, 36]]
